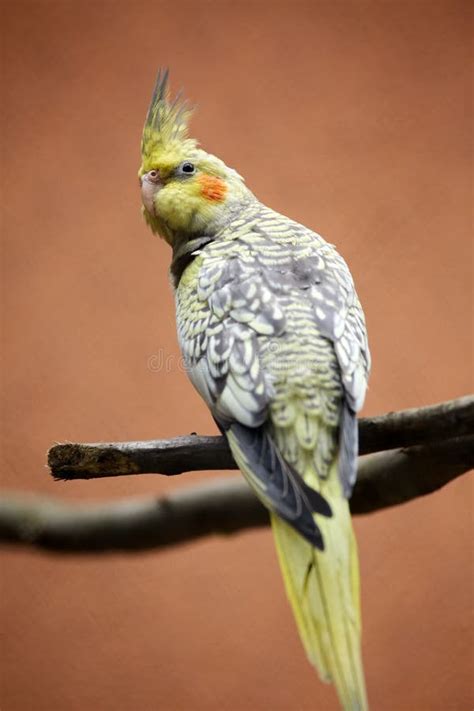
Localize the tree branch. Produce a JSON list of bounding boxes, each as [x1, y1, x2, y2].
[[0, 436, 472, 554], [48, 396, 474, 480], [0, 397, 472, 554]]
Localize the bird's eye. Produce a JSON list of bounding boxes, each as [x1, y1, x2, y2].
[[178, 161, 196, 175], [148, 170, 159, 180]]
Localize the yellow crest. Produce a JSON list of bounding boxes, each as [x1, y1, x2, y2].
[[141, 68, 196, 166]]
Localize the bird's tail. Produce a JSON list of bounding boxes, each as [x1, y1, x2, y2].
[[271, 461, 368, 711]]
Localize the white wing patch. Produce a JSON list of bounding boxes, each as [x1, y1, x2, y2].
[[177, 246, 286, 427]]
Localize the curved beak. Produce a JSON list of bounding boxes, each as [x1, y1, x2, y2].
[[140, 174, 162, 216]]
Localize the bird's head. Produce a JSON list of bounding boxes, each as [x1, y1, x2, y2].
[[139, 70, 250, 245]]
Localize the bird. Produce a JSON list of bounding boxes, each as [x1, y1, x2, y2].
[[139, 69, 371, 711]]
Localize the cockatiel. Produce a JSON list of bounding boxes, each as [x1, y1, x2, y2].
[[139, 70, 371, 711]]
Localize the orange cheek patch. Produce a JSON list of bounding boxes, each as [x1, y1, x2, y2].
[[198, 175, 227, 202]]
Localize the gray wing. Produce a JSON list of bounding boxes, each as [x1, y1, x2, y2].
[[176, 243, 335, 540], [176, 212, 370, 499], [176, 242, 283, 427], [235, 215, 370, 496], [299, 240, 370, 495]]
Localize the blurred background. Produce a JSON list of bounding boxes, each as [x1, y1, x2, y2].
[[1, 1, 472, 710]]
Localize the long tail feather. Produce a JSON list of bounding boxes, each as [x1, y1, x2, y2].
[[271, 464, 367, 711], [226, 425, 367, 710]]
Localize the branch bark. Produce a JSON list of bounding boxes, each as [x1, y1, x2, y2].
[[48, 396, 474, 480], [1, 394, 473, 554], [0, 436, 472, 554]]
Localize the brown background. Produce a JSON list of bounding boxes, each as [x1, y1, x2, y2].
[[1, 1, 472, 710]]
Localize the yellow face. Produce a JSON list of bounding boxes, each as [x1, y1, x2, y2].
[[139, 146, 229, 238]]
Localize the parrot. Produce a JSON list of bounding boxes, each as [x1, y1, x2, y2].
[[139, 69, 371, 711]]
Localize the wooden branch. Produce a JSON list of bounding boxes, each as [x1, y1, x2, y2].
[[48, 396, 474, 480], [1, 436, 472, 554], [352, 435, 473, 514], [0, 397, 471, 554]]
